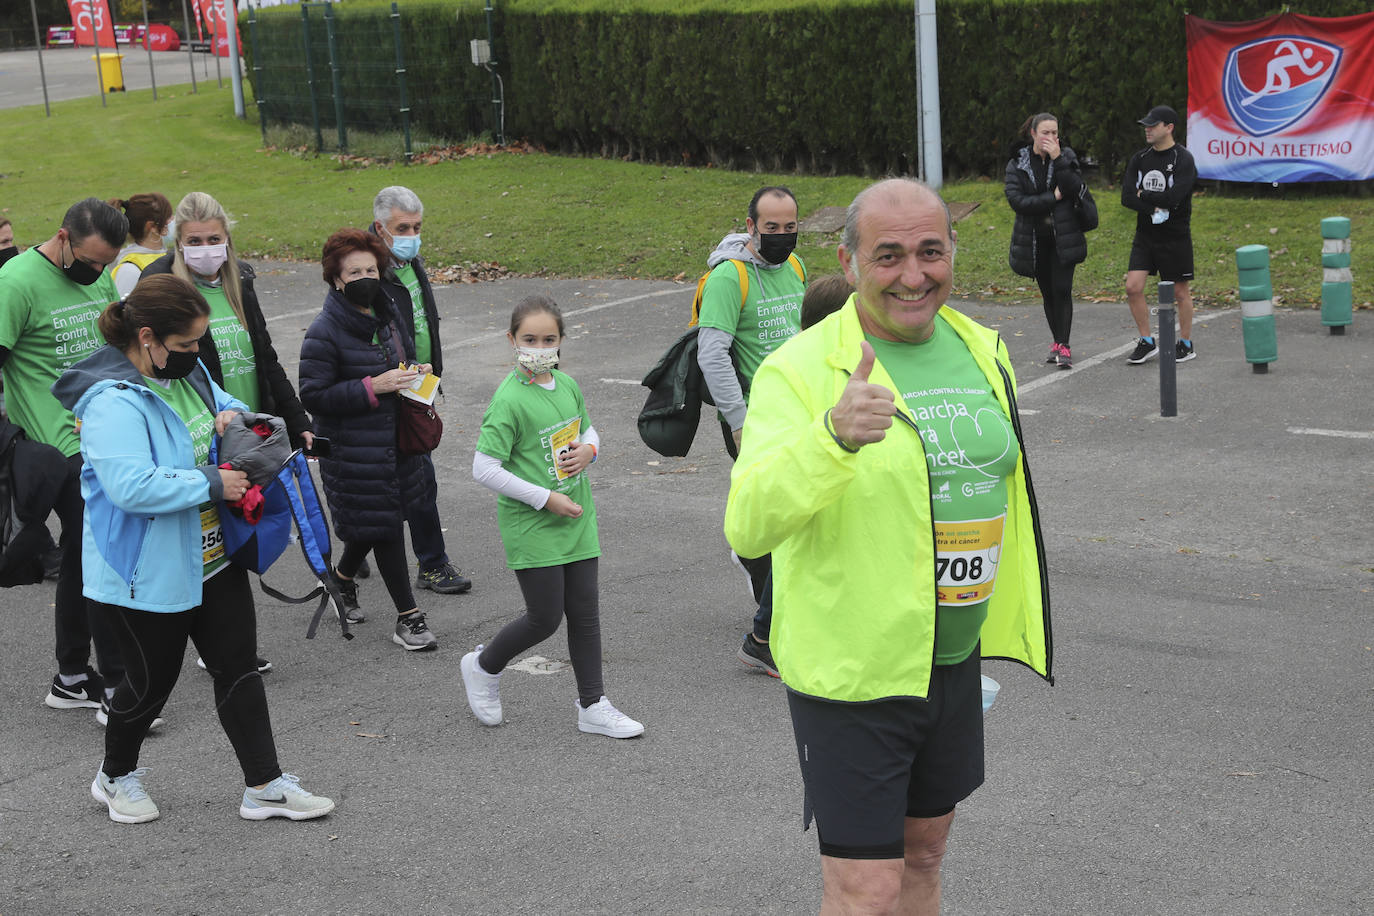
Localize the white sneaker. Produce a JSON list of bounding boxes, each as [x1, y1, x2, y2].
[[577, 696, 644, 739], [91, 766, 160, 824], [239, 773, 335, 821], [460, 646, 503, 726]]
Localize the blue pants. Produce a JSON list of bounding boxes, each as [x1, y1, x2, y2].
[[407, 454, 448, 571]]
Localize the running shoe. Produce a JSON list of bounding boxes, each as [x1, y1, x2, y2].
[[1126, 337, 1159, 364], [332, 573, 365, 624], [1176, 340, 1196, 362], [44, 669, 103, 709], [738, 634, 780, 678], [96, 695, 165, 731], [392, 612, 437, 651], [239, 773, 335, 821], [91, 766, 159, 824], [460, 646, 503, 725], [1046, 343, 1062, 364], [1057, 345, 1073, 370], [577, 697, 645, 739], [416, 562, 472, 595]]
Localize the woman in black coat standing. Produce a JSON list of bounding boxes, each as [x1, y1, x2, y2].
[[298, 229, 438, 652], [1004, 112, 1096, 369]]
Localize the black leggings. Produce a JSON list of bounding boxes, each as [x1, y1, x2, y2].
[[479, 558, 603, 706], [98, 564, 281, 787], [1035, 230, 1076, 347], [338, 537, 416, 614]]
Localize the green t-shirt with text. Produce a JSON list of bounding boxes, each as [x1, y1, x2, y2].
[[199, 282, 258, 412], [868, 316, 1020, 665], [394, 262, 431, 366], [143, 377, 228, 580], [0, 247, 118, 456], [476, 369, 599, 570], [695, 256, 806, 387]]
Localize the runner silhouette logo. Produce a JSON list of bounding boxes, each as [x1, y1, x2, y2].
[[1223, 36, 1341, 137]]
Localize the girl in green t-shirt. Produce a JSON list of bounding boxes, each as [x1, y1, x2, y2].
[[461, 296, 644, 739]]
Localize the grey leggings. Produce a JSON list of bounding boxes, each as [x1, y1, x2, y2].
[[479, 557, 603, 706]]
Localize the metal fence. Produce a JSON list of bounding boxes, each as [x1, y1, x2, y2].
[[245, 1, 497, 158]]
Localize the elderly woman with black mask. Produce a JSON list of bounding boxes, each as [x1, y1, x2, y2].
[[298, 228, 438, 652]]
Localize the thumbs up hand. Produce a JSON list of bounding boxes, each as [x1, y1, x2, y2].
[[829, 341, 896, 449]]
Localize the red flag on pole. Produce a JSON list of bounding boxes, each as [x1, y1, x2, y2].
[[66, 0, 118, 49]]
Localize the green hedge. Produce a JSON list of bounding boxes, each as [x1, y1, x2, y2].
[[245, 0, 1372, 176]]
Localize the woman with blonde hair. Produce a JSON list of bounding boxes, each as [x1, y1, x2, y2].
[[142, 193, 338, 663]]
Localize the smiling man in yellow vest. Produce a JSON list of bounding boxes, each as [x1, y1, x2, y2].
[[725, 178, 1053, 915]]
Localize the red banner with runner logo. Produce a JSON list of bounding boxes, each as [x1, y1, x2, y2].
[[191, 0, 242, 58], [66, 0, 118, 49], [1187, 12, 1374, 182]]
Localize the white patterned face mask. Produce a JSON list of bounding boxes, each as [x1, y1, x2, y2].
[[515, 346, 559, 376]]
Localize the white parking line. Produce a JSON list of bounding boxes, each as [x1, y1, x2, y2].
[[1287, 427, 1374, 439], [1018, 308, 1237, 395], [600, 378, 643, 385]]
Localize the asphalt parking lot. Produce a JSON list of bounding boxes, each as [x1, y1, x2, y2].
[[2, 255, 1371, 914]]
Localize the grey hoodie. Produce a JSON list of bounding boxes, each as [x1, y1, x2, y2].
[[697, 233, 789, 431]]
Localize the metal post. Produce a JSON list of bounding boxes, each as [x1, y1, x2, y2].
[[484, 0, 503, 145], [225, 0, 245, 117], [91, 30, 107, 108], [247, 4, 267, 143], [913, 0, 942, 188], [181, 0, 199, 92], [28, 0, 51, 117], [301, 4, 322, 152], [324, 3, 346, 152], [390, 3, 411, 160], [141, 0, 158, 100], [1158, 281, 1177, 418]]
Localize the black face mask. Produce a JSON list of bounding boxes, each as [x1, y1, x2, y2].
[[341, 277, 380, 308], [756, 231, 798, 266], [151, 338, 199, 380], [62, 240, 105, 286], [0, 246, 17, 268]]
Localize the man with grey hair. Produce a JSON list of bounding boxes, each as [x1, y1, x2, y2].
[[726, 178, 1052, 914], [365, 185, 471, 597], [0, 198, 128, 720]]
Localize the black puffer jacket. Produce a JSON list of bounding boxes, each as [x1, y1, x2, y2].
[[142, 254, 313, 446], [297, 288, 436, 543], [1004, 143, 1091, 277]]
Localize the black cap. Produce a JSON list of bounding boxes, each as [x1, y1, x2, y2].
[[1138, 105, 1179, 127]]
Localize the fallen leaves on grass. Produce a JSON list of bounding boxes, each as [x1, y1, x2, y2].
[[429, 261, 511, 283]]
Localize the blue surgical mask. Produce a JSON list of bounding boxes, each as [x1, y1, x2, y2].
[[389, 233, 421, 262]]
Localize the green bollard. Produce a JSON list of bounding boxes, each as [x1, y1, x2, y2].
[[1320, 217, 1352, 335], [1236, 244, 1276, 373]]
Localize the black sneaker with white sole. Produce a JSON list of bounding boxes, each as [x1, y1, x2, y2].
[[1127, 337, 1159, 364], [1176, 340, 1196, 362], [44, 670, 103, 709]]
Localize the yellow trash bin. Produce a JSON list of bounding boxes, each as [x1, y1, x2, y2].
[[92, 52, 125, 92]]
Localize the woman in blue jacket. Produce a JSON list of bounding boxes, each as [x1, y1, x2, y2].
[[53, 274, 333, 825]]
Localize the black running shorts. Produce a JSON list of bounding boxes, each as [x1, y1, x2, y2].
[[785, 650, 985, 860], [1129, 231, 1194, 282]]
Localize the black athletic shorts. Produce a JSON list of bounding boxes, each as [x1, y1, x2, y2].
[[1129, 231, 1194, 282], [786, 650, 984, 860]]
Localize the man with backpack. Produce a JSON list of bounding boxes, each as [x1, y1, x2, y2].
[[695, 186, 807, 677], [0, 198, 127, 720]]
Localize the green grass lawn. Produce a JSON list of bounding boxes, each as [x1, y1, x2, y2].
[[3, 83, 1369, 308]]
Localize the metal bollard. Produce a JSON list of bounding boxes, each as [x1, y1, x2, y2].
[[1236, 244, 1277, 374], [1320, 216, 1353, 335], [1158, 281, 1177, 417]]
